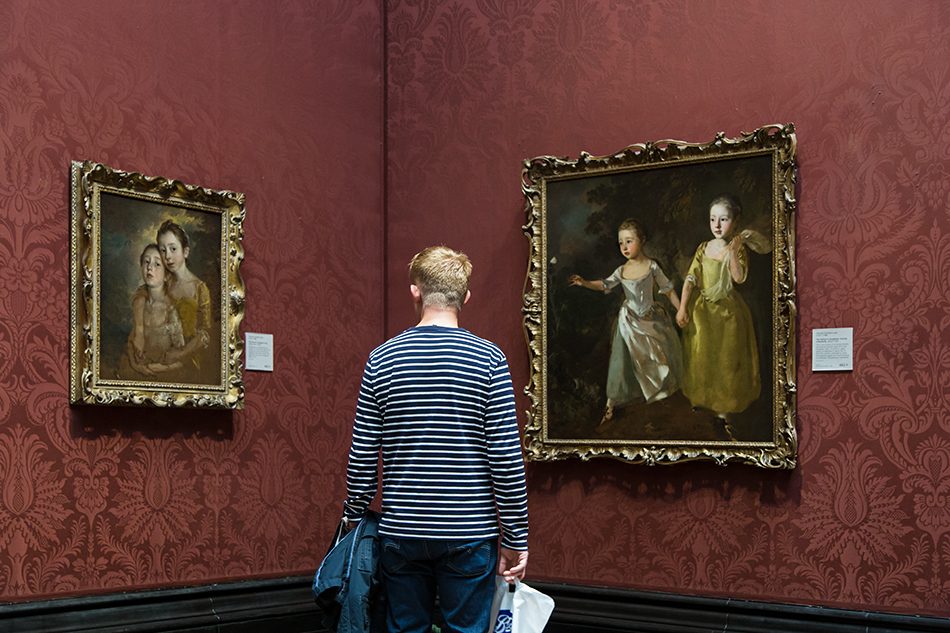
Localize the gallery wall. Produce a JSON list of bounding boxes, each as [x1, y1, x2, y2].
[[0, 0, 383, 600], [384, 0, 950, 618], [2, 0, 948, 620]]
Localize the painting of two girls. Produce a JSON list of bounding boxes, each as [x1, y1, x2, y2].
[[525, 127, 797, 467]]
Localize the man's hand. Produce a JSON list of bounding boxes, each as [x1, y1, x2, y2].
[[498, 547, 528, 583]]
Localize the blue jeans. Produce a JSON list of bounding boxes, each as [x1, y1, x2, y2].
[[379, 536, 497, 633]]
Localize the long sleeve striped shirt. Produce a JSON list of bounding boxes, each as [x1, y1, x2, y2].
[[344, 325, 529, 550]]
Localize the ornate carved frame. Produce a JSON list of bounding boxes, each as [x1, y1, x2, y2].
[[521, 124, 797, 467], [69, 160, 246, 408]]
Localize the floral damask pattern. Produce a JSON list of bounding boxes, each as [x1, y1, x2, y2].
[[0, 427, 69, 577], [796, 442, 910, 569], [111, 443, 200, 549], [385, 0, 950, 617], [235, 433, 307, 544]]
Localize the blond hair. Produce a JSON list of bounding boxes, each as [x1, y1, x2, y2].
[[408, 246, 472, 310]]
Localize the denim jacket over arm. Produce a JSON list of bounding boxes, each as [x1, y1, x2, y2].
[[312, 511, 380, 633]]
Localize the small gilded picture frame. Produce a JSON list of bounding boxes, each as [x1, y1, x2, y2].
[[69, 160, 246, 409]]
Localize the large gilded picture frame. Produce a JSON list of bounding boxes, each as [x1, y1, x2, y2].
[[522, 124, 797, 467], [70, 160, 246, 409]]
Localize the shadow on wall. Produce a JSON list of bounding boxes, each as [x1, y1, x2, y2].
[[526, 457, 801, 507], [71, 406, 234, 441]]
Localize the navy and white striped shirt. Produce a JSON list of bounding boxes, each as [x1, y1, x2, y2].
[[344, 325, 529, 550]]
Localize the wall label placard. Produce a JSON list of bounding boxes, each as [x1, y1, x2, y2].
[[812, 327, 853, 372], [245, 333, 274, 371]]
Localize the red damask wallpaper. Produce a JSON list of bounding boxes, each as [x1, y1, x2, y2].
[[2, 0, 948, 621], [0, 0, 383, 600], [384, 0, 950, 618]]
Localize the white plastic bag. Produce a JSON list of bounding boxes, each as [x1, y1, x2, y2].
[[489, 578, 555, 633]]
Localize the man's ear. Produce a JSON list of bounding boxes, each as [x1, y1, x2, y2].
[[463, 290, 471, 305], [410, 284, 423, 302]]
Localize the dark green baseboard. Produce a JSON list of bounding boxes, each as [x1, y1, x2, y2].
[[1, 575, 946, 632]]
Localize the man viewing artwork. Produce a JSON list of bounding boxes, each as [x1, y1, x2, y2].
[[344, 245, 530, 633]]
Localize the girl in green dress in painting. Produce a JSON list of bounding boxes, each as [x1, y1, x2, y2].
[[676, 195, 761, 432], [156, 219, 215, 384]]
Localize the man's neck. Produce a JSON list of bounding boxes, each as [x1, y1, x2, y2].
[[417, 306, 460, 328]]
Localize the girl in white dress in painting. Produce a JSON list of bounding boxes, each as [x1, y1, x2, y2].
[[569, 219, 684, 426]]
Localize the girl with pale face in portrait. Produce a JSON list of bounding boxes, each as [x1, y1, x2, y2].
[[569, 219, 684, 426], [676, 194, 761, 437], [117, 244, 186, 380]]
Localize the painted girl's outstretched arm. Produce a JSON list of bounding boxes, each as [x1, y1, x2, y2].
[[665, 288, 681, 311], [652, 263, 680, 312], [676, 278, 693, 327], [678, 244, 705, 327], [568, 274, 606, 292]]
